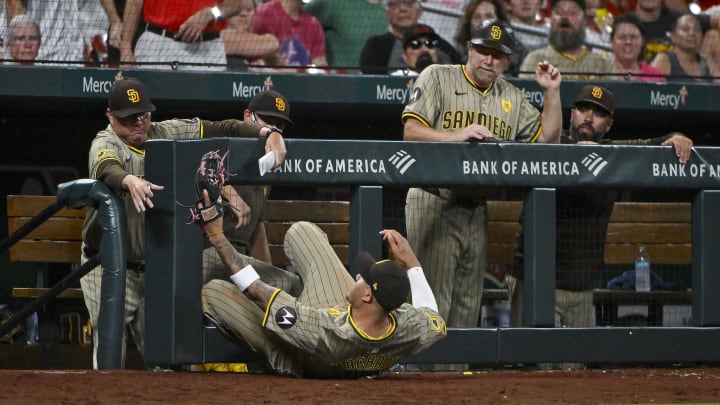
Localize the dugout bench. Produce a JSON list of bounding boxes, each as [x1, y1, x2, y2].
[[140, 139, 720, 369]]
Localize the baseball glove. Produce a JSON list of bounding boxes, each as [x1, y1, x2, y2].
[[185, 150, 230, 224]]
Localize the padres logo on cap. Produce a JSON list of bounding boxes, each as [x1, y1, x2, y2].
[[591, 87, 603, 99], [491, 25, 502, 40], [275, 97, 286, 112], [127, 89, 140, 103]]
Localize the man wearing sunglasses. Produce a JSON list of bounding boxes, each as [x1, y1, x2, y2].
[[360, 0, 460, 74], [80, 77, 287, 369], [391, 23, 442, 76], [401, 19, 562, 369]]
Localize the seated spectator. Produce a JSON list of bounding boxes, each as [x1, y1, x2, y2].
[[507, 0, 550, 52], [360, 0, 460, 74], [252, 0, 328, 67], [304, 0, 387, 70], [629, 0, 720, 63], [609, 14, 666, 81], [455, 0, 527, 76], [6, 0, 84, 64], [224, 1, 283, 71], [519, 0, 612, 79], [4, 15, 40, 65], [651, 13, 712, 82], [391, 23, 442, 76]]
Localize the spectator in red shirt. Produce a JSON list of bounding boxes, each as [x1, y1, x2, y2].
[[251, 0, 327, 67]]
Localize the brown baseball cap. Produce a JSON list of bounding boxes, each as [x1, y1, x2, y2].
[[355, 252, 410, 312], [470, 19, 516, 55], [248, 90, 294, 125], [574, 85, 614, 115], [108, 77, 156, 118]]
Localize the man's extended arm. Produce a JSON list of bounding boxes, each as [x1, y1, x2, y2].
[[612, 132, 693, 164], [534, 61, 562, 143], [202, 119, 287, 168], [202, 190, 278, 309], [380, 229, 439, 312]]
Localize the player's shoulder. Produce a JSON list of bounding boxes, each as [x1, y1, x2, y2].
[[415, 64, 464, 83], [151, 118, 200, 134]]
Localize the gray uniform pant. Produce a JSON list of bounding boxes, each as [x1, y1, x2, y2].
[[202, 221, 353, 376]]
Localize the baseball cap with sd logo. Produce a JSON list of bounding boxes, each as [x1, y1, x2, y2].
[[108, 77, 156, 118]]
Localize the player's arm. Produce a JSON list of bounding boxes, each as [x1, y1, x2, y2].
[[201, 190, 279, 308], [613, 132, 693, 164], [221, 185, 251, 230], [202, 119, 286, 167], [380, 229, 439, 312], [534, 61, 562, 143]]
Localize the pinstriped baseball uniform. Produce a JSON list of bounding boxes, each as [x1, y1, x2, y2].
[[81, 118, 262, 369], [202, 221, 446, 378], [401, 63, 543, 329]]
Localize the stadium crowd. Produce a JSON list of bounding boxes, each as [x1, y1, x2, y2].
[[0, 0, 718, 81]]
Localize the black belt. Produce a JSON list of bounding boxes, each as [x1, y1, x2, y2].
[[83, 245, 145, 272], [421, 187, 482, 210], [144, 23, 220, 42]]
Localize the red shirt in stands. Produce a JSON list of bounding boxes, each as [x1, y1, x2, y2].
[[143, 0, 227, 32]]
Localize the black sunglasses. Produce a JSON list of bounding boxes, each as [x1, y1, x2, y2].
[[408, 39, 438, 50], [116, 112, 151, 126]]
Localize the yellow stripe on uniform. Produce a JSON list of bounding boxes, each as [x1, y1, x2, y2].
[[261, 288, 282, 327]]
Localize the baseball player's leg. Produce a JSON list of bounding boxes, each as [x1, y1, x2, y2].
[[202, 246, 302, 295], [450, 204, 487, 327], [126, 270, 145, 361], [556, 289, 594, 327], [508, 276, 524, 327], [202, 279, 301, 376], [283, 221, 353, 307], [405, 188, 458, 321], [80, 251, 130, 368]]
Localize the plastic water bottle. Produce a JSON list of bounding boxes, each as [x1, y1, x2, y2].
[[635, 245, 651, 292], [26, 312, 39, 346]]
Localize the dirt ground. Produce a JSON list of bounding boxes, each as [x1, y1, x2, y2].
[[2, 367, 720, 405]]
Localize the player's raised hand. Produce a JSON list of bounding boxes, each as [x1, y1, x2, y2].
[[380, 229, 421, 269], [535, 61, 561, 91]]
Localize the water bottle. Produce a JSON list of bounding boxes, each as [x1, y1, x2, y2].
[[26, 312, 39, 346], [635, 245, 651, 292]]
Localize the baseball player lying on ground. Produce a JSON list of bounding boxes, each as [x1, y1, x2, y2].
[[194, 188, 447, 378]]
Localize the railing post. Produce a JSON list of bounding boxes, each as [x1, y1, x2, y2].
[[523, 188, 556, 327], [349, 186, 383, 273], [692, 190, 720, 326]]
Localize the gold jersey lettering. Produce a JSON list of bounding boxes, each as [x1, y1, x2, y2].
[[442, 110, 513, 139], [341, 355, 393, 371]]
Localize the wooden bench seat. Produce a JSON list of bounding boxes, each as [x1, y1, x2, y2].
[[7, 195, 86, 300], [264, 200, 350, 267], [8, 196, 693, 326]]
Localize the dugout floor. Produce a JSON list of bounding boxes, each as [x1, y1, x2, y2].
[[1, 367, 719, 404]]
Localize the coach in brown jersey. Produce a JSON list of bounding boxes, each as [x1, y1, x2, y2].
[[200, 187, 446, 378], [401, 19, 562, 364], [80, 77, 287, 369]]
